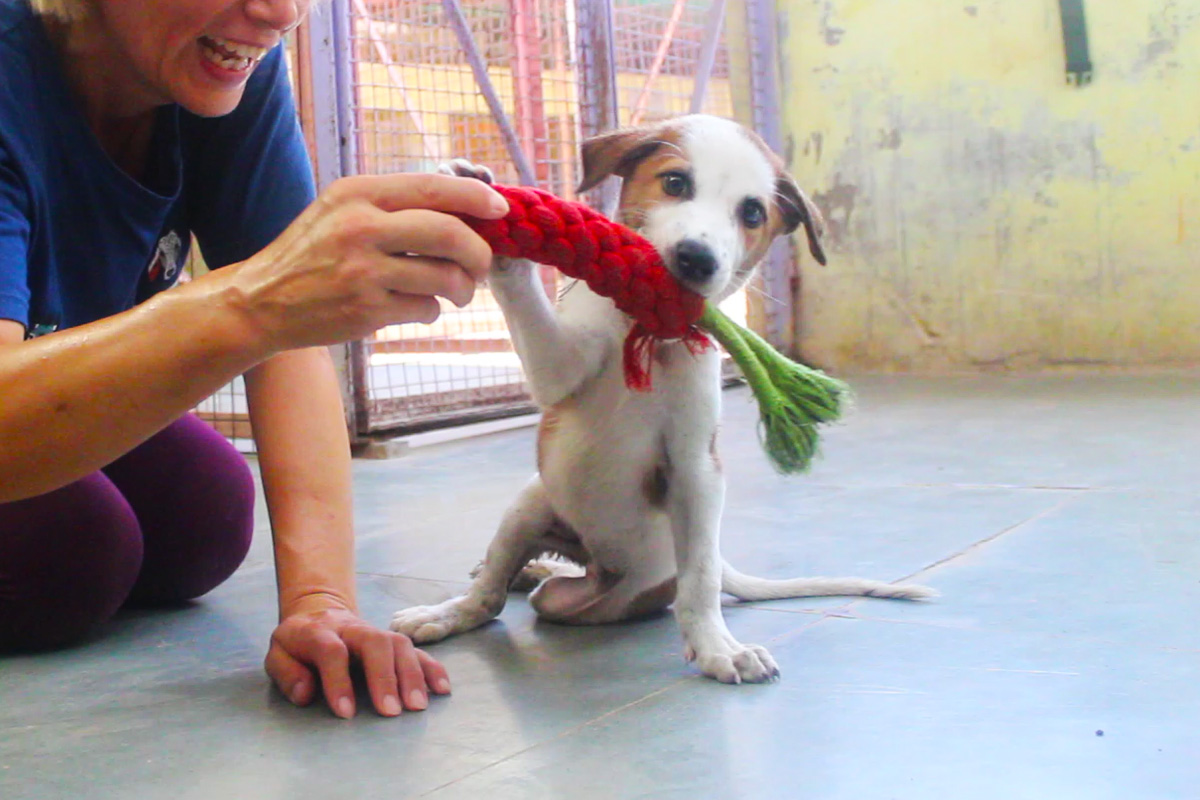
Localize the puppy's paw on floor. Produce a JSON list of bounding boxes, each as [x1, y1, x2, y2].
[[686, 640, 781, 684], [390, 599, 494, 644]]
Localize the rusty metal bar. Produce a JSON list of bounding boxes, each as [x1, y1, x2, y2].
[[689, 0, 728, 114], [629, 0, 688, 126], [441, 0, 538, 185], [511, 0, 551, 186]]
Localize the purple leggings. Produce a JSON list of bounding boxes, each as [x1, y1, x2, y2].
[[0, 414, 254, 651]]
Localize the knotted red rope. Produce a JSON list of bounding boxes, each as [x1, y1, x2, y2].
[[458, 185, 711, 390]]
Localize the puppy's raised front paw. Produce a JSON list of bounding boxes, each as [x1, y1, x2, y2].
[[437, 158, 495, 185]]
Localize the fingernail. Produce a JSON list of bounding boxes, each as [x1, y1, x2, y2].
[[289, 681, 307, 704], [408, 690, 428, 711], [434, 678, 451, 694], [489, 194, 509, 215], [381, 694, 401, 716], [336, 697, 354, 719]]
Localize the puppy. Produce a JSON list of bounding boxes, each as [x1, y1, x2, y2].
[[391, 114, 933, 684]]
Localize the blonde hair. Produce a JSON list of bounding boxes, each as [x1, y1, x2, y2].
[[29, 0, 88, 22]]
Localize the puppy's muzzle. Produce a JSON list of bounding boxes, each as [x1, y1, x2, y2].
[[673, 239, 718, 286]]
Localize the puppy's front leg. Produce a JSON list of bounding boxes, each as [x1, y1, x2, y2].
[[390, 477, 555, 643], [490, 261, 606, 408], [439, 157, 605, 407], [668, 454, 780, 684]]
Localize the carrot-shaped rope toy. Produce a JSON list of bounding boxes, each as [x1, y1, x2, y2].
[[460, 185, 849, 475]]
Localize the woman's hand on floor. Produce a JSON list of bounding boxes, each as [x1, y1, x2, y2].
[[264, 596, 451, 719]]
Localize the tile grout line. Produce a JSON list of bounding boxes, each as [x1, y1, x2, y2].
[[888, 497, 1075, 588], [414, 681, 688, 797], [358, 571, 472, 586], [792, 482, 1113, 492], [759, 499, 1077, 649]]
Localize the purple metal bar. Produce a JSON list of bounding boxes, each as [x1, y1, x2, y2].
[[330, 0, 358, 182], [745, 0, 796, 352], [301, 1, 345, 191], [689, 0, 728, 114], [575, 0, 620, 216], [301, 0, 367, 438], [441, 0, 538, 186]]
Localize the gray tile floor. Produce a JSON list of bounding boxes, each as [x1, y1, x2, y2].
[[3, 374, 1198, 799]]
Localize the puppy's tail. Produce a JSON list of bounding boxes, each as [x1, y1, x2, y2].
[[720, 562, 937, 602]]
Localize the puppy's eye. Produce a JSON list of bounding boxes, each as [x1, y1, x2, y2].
[[739, 198, 766, 229], [660, 172, 691, 198]]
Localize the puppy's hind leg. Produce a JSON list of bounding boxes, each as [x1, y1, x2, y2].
[[390, 477, 555, 644], [529, 552, 678, 626]]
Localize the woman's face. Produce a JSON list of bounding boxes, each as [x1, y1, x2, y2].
[[90, 0, 311, 117]]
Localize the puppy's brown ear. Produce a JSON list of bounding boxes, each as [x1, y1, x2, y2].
[[775, 174, 828, 266], [577, 126, 664, 194]]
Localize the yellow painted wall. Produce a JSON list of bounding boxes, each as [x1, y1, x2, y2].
[[777, 1, 1200, 371]]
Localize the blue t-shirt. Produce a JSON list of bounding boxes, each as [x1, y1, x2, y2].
[[0, 0, 316, 334]]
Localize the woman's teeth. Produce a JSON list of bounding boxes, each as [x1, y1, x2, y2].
[[199, 36, 268, 72]]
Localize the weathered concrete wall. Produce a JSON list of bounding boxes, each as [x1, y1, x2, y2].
[[777, 1, 1200, 371]]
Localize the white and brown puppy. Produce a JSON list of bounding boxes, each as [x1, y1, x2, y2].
[[391, 114, 933, 684]]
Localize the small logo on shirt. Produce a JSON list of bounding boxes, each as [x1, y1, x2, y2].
[[147, 230, 183, 285]]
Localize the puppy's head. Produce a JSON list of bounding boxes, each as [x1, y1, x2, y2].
[[578, 114, 825, 303]]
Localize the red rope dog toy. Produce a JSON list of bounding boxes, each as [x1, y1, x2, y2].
[[462, 184, 710, 390], [459, 184, 850, 474]]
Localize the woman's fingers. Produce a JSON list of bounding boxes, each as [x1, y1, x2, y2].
[[274, 623, 357, 719], [371, 254, 477, 308], [380, 293, 443, 325], [264, 641, 317, 706], [418, 648, 452, 696], [341, 625, 442, 716], [374, 210, 495, 284], [340, 172, 509, 219], [341, 625, 406, 717], [223, 171, 509, 353], [393, 636, 430, 711], [268, 609, 450, 720]]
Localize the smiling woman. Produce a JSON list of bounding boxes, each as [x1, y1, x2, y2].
[[0, 0, 507, 721]]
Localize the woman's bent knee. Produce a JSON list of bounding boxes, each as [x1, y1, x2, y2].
[[105, 414, 255, 605], [0, 474, 144, 651]]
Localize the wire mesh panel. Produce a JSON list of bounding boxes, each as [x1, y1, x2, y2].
[[612, 0, 731, 124], [331, 0, 746, 435]]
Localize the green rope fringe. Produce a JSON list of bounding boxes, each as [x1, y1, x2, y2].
[[698, 304, 851, 474]]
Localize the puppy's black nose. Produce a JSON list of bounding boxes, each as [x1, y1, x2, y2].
[[673, 239, 718, 283]]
